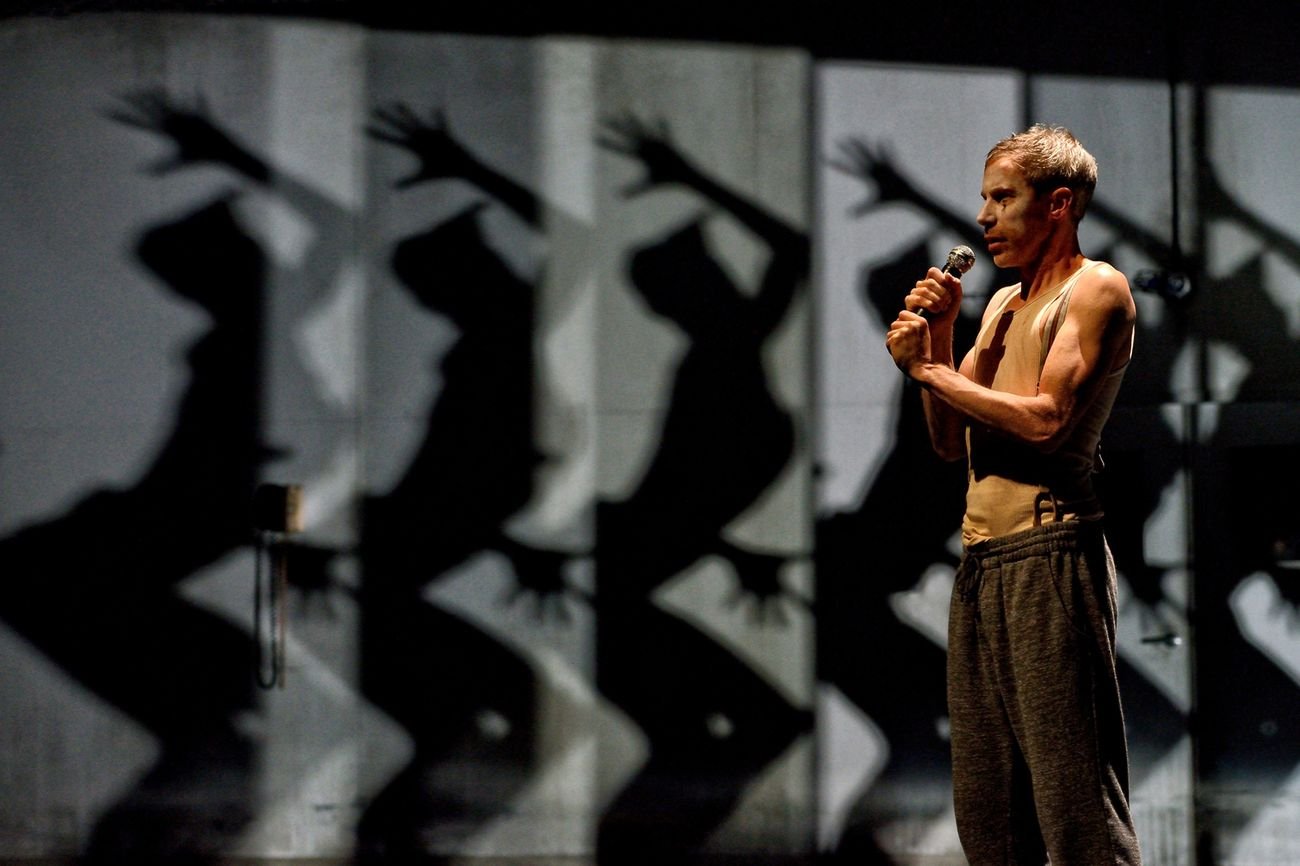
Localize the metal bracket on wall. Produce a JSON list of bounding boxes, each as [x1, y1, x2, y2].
[[252, 483, 303, 690]]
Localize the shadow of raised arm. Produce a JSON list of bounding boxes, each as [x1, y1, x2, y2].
[[831, 134, 983, 248], [368, 103, 540, 226], [108, 89, 352, 302], [600, 113, 809, 333], [109, 90, 271, 181], [600, 113, 803, 246]]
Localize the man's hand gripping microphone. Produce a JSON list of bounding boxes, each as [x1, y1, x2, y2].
[[910, 244, 975, 319]]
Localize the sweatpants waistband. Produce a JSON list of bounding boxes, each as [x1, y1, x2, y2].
[[961, 518, 1105, 566]]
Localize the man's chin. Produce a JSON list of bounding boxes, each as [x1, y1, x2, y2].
[[988, 251, 1012, 270]]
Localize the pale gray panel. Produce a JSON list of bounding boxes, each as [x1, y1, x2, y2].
[[0, 15, 372, 861], [360, 32, 602, 860], [591, 41, 814, 856]]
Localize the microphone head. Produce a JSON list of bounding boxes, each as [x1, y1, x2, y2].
[[945, 245, 976, 276]]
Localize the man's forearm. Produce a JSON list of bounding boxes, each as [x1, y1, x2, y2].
[[916, 323, 967, 460], [911, 360, 1068, 451], [921, 386, 968, 461]]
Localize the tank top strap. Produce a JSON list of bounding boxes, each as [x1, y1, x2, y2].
[[1037, 260, 1105, 373]]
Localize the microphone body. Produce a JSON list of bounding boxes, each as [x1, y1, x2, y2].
[[912, 244, 975, 318]]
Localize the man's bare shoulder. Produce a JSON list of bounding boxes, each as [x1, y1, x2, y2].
[[1073, 260, 1135, 319]]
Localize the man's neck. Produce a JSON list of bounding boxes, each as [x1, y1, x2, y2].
[[1017, 236, 1085, 301]]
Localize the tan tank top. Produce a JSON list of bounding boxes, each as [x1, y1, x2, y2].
[[961, 260, 1130, 546]]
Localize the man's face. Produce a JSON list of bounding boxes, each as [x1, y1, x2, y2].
[[977, 156, 1051, 270]]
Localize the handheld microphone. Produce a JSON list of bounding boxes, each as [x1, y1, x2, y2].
[[942, 244, 976, 277], [911, 244, 975, 318]]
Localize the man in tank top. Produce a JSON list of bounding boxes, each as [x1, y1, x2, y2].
[[885, 125, 1142, 866]]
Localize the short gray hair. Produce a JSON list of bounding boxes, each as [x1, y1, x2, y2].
[[986, 124, 1098, 221]]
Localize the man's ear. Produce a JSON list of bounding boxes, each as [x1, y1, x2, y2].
[[1048, 186, 1075, 221]]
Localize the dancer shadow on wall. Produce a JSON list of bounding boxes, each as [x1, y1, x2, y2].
[[353, 105, 571, 864], [1192, 165, 1300, 401], [592, 115, 812, 865], [0, 91, 359, 864], [1193, 396, 1300, 863], [0, 100, 276, 865], [816, 242, 974, 865], [817, 139, 999, 864], [1199, 440, 1300, 805], [1062, 223, 1191, 781], [1183, 165, 1300, 860], [1035, 201, 1193, 771], [1089, 173, 1300, 828], [1084, 198, 1193, 627]]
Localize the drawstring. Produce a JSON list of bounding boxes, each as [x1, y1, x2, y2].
[[955, 551, 986, 607]]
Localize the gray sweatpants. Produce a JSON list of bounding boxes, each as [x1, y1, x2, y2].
[[948, 520, 1142, 866]]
